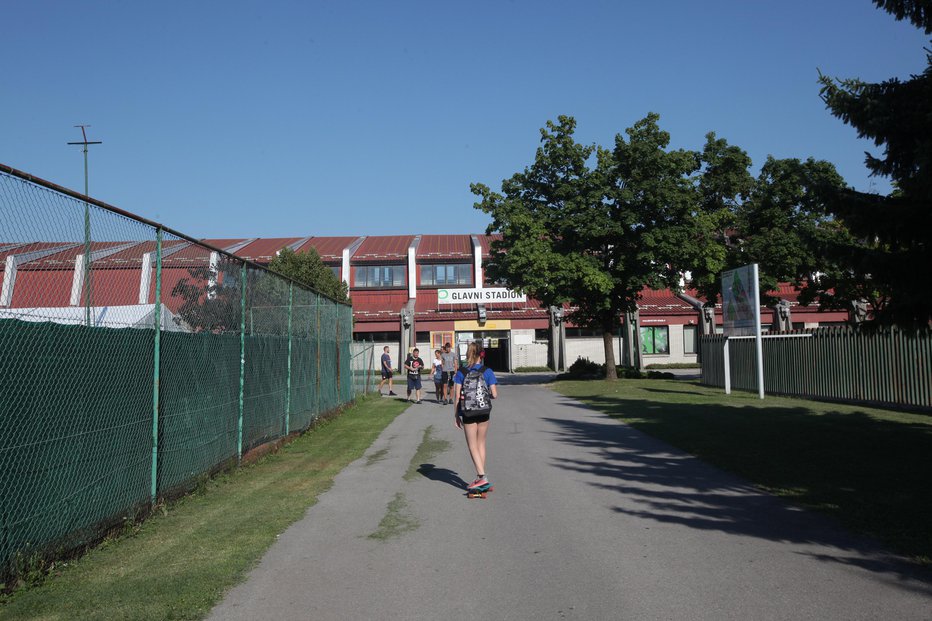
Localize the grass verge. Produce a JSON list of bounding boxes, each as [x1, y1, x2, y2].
[[0, 394, 409, 621], [553, 378, 932, 566], [403, 426, 451, 481], [367, 493, 419, 541]]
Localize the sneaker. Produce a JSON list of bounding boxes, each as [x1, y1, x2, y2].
[[389, 391, 397, 396], [415, 400, 422, 404], [467, 476, 489, 490]]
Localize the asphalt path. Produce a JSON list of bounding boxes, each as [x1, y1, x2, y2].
[[208, 378, 932, 620]]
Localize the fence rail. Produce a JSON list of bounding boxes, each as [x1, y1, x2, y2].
[[699, 327, 932, 410], [0, 166, 371, 573]]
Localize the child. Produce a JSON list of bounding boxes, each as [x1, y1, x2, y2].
[[453, 341, 498, 491], [403, 348, 425, 403], [377, 346, 396, 396], [431, 349, 444, 403]]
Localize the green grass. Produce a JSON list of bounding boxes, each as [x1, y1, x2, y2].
[[367, 493, 419, 541], [0, 395, 409, 621], [403, 426, 451, 481], [513, 366, 553, 373], [553, 378, 932, 566]]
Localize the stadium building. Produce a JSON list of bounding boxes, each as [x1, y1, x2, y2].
[[0, 233, 852, 373]]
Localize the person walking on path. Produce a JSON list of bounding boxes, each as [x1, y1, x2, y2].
[[431, 349, 444, 403], [453, 341, 497, 490], [404, 348, 425, 403], [440, 342, 457, 405], [377, 346, 396, 396]]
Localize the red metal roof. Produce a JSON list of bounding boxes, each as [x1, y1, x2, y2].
[[476, 235, 502, 257], [638, 288, 695, 315], [90, 240, 187, 269], [0, 242, 77, 267], [416, 235, 473, 260], [234, 238, 302, 263], [353, 236, 413, 263], [16, 242, 124, 270], [201, 238, 249, 250], [297, 237, 359, 262], [350, 290, 409, 321]]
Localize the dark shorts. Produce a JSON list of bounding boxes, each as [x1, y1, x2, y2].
[[459, 412, 490, 424], [442, 371, 454, 385], [381, 369, 393, 379], [407, 376, 422, 391]]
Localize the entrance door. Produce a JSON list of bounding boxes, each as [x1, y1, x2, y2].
[[455, 331, 510, 372]]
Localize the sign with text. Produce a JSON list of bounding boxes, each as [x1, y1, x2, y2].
[[722, 265, 760, 337], [438, 288, 526, 305]]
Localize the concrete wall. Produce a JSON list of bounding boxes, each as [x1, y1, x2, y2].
[[565, 337, 622, 367], [366, 341, 403, 373], [561, 326, 699, 368]]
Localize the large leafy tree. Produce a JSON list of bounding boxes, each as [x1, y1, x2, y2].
[[686, 134, 755, 305], [472, 114, 707, 378], [817, 0, 932, 325], [268, 247, 349, 302], [736, 157, 848, 302]]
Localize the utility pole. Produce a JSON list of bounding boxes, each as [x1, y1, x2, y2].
[[68, 125, 102, 327]]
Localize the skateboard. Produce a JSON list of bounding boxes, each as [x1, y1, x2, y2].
[[466, 483, 493, 499]]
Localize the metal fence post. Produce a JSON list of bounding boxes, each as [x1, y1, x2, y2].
[[285, 282, 293, 436], [336, 306, 342, 402], [237, 264, 246, 463], [316, 293, 322, 415], [149, 227, 162, 503], [723, 337, 731, 395]]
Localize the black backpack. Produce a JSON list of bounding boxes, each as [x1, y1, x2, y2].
[[460, 365, 492, 418]]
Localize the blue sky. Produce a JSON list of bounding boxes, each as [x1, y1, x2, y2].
[[1, 1, 928, 238]]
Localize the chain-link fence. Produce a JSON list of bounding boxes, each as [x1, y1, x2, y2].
[[0, 164, 371, 575]]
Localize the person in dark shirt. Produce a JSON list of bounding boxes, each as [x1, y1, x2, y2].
[[377, 346, 396, 396], [403, 348, 425, 404]]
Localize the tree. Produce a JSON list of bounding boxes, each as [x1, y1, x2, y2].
[[817, 0, 932, 325], [735, 157, 848, 302], [268, 247, 349, 302], [170, 263, 243, 333], [685, 133, 755, 306], [472, 114, 706, 378]]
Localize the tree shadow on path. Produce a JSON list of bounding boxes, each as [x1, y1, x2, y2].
[[543, 395, 932, 596]]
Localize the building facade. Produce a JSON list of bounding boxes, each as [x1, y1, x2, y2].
[[0, 233, 852, 372]]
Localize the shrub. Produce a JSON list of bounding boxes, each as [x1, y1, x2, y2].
[[568, 357, 601, 377]]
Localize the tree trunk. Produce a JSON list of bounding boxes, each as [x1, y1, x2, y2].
[[603, 329, 617, 379]]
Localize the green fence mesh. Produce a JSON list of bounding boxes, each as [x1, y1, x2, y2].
[[0, 166, 372, 574]]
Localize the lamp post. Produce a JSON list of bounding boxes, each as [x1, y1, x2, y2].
[[68, 125, 102, 327]]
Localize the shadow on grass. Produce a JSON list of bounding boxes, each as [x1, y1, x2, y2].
[[416, 463, 468, 490], [638, 385, 709, 396], [545, 392, 932, 592]]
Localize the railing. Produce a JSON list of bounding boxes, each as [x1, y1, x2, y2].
[[0, 164, 365, 573], [699, 327, 932, 410]]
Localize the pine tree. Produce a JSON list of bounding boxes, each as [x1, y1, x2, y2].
[[817, 0, 932, 325]]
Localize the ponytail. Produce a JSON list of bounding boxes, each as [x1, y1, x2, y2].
[[465, 341, 483, 367]]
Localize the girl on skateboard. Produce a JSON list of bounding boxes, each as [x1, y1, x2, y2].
[[453, 341, 498, 491]]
